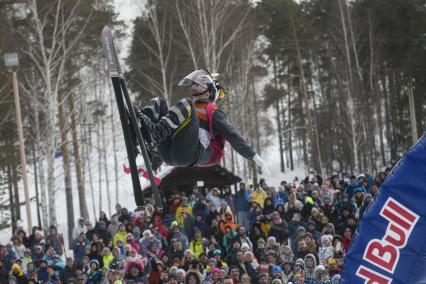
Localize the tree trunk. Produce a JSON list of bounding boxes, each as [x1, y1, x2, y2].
[[39, 158, 49, 230], [97, 126, 102, 213], [287, 76, 294, 171], [7, 162, 16, 232], [290, 15, 321, 175], [12, 159, 21, 222], [273, 57, 285, 172], [32, 86, 48, 230], [251, 81, 259, 182], [101, 117, 112, 216], [251, 82, 261, 156], [108, 88, 119, 205], [85, 122, 97, 220], [68, 90, 89, 220], [280, 97, 289, 169], [57, 90, 75, 243], [32, 143, 42, 228]]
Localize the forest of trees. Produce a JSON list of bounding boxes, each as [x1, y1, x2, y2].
[[1, 0, 426, 237]]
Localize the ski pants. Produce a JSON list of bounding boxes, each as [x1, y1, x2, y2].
[[143, 97, 210, 167]]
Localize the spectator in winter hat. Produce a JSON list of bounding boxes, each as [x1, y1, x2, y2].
[[266, 236, 278, 250], [269, 211, 289, 244], [126, 233, 140, 254], [113, 224, 128, 248], [244, 251, 259, 271], [109, 247, 124, 271], [342, 227, 353, 253], [45, 226, 64, 256], [288, 213, 306, 242], [169, 241, 185, 262], [294, 238, 310, 260], [206, 258, 217, 273], [94, 220, 111, 245], [107, 215, 120, 238], [304, 233, 318, 255], [316, 264, 330, 281], [322, 223, 336, 236], [10, 263, 27, 283], [278, 244, 294, 264], [124, 262, 144, 282], [293, 258, 305, 281], [236, 226, 252, 251], [210, 267, 221, 282], [263, 197, 275, 216], [319, 235, 334, 266], [254, 239, 266, 260], [321, 196, 338, 224], [101, 247, 113, 268], [175, 199, 192, 227], [282, 262, 294, 283], [251, 186, 268, 208], [304, 253, 317, 280], [238, 250, 257, 279], [306, 220, 321, 242], [219, 212, 238, 234], [189, 229, 206, 259], [272, 265, 283, 277], [295, 226, 307, 243], [88, 243, 103, 269], [359, 193, 373, 219], [37, 260, 49, 282], [168, 223, 189, 251], [222, 226, 238, 250], [87, 259, 102, 284], [240, 243, 250, 254]]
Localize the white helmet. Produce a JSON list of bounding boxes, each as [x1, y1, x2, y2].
[[178, 69, 214, 90], [179, 69, 224, 103]]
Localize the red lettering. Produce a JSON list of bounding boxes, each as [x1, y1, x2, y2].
[[384, 224, 406, 247], [382, 207, 411, 230], [356, 266, 391, 284], [388, 199, 416, 223], [365, 240, 398, 273]]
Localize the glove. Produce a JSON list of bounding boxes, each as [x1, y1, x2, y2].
[[253, 154, 270, 176]]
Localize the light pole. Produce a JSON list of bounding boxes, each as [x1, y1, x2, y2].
[[4, 52, 32, 233]]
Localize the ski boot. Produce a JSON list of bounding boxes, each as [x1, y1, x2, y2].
[[130, 106, 163, 171]]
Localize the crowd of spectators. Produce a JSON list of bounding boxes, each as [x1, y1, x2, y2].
[[0, 171, 387, 284]]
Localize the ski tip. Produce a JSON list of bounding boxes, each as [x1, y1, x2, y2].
[[102, 25, 112, 35], [101, 25, 121, 78]]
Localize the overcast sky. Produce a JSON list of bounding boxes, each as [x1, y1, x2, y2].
[[113, 0, 145, 60]]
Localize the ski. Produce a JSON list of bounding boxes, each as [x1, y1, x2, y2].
[[101, 25, 163, 209]]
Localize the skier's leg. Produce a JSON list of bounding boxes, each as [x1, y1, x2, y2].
[[136, 98, 191, 146], [141, 97, 168, 123]]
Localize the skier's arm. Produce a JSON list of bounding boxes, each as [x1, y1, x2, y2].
[[212, 110, 256, 160]]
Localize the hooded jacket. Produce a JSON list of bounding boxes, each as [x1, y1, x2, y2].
[[113, 230, 128, 247], [304, 253, 317, 280]]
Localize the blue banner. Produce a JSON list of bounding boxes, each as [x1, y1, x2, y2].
[[342, 135, 426, 283]]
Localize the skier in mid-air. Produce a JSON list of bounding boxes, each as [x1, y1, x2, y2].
[[134, 69, 269, 174]]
